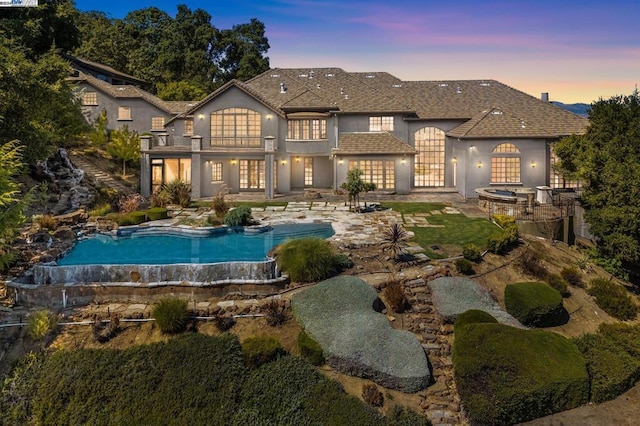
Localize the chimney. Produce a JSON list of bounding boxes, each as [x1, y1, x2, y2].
[[541, 92, 549, 102]]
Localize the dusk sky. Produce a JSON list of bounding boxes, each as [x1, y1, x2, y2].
[[74, 0, 640, 104]]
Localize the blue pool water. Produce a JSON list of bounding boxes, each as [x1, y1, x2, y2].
[[58, 223, 334, 265]]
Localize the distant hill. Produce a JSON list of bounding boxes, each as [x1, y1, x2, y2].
[[552, 102, 590, 118]]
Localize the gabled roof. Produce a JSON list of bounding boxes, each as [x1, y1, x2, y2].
[[334, 132, 417, 155], [69, 71, 188, 115], [65, 54, 148, 87], [447, 107, 556, 139]]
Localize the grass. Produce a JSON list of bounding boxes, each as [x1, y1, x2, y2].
[[382, 202, 497, 258]]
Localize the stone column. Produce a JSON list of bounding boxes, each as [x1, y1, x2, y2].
[[264, 136, 276, 199]]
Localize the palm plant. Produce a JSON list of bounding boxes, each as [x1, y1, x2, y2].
[[382, 223, 409, 259]]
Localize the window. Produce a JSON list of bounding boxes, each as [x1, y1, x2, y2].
[[304, 157, 313, 187], [369, 116, 394, 132], [349, 160, 395, 190], [118, 106, 132, 120], [287, 119, 327, 140], [184, 119, 194, 135], [549, 150, 580, 189], [414, 127, 445, 187], [211, 108, 261, 147], [82, 92, 98, 106], [491, 143, 520, 184], [211, 162, 223, 182], [151, 116, 165, 130], [239, 160, 265, 189], [150, 158, 191, 192]]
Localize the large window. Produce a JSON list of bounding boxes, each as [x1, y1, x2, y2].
[[239, 160, 265, 189], [211, 108, 261, 147], [287, 119, 327, 140], [491, 143, 520, 184], [414, 127, 445, 187], [549, 151, 580, 189], [349, 160, 395, 190], [151, 116, 165, 130], [304, 157, 313, 187], [150, 158, 191, 192], [118, 106, 132, 120], [369, 116, 394, 132], [211, 162, 223, 182], [184, 119, 194, 135], [82, 92, 97, 106]]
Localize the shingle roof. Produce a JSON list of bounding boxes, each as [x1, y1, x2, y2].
[[65, 55, 148, 87], [447, 107, 557, 139], [69, 72, 177, 114], [334, 132, 417, 155]]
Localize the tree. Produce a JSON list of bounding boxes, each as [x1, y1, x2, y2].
[[215, 18, 270, 83], [87, 109, 109, 147], [107, 125, 140, 177], [554, 91, 640, 277], [0, 141, 31, 270], [340, 168, 376, 211]]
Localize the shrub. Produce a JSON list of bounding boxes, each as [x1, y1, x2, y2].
[[493, 214, 515, 228], [164, 179, 191, 207], [462, 243, 482, 262], [504, 282, 564, 327], [297, 331, 324, 366], [454, 309, 498, 330], [35, 215, 58, 232], [486, 224, 519, 254], [381, 223, 409, 258], [207, 215, 223, 227], [561, 267, 584, 288], [105, 212, 135, 227], [453, 323, 589, 425], [212, 188, 230, 217], [386, 405, 432, 426], [383, 280, 409, 313], [27, 310, 57, 341], [242, 336, 286, 369], [573, 333, 640, 403], [599, 323, 640, 358], [263, 299, 288, 327], [277, 237, 337, 283], [517, 250, 548, 279], [118, 193, 144, 214], [214, 315, 236, 332], [224, 205, 253, 227], [588, 278, 637, 320], [129, 211, 147, 225], [150, 186, 171, 208], [333, 253, 354, 271], [361, 383, 384, 407], [152, 298, 188, 333], [546, 273, 570, 297], [455, 258, 475, 275], [146, 207, 168, 221], [88, 203, 112, 217]]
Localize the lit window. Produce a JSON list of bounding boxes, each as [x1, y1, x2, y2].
[[150, 158, 191, 192], [82, 92, 98, 106], [211, 108, 261, 147], [549, 149, 580, 189], [151, 116, 165, 130], [414, 127, 445, 187], [211, 162, 223, 182], [184, 119, 194, 135], [369, 116, 394, 131], [118, 106, 132, 120], [287, 119, 327, 140], [348, 160, 395, 190], [491, 143, 521, 183]]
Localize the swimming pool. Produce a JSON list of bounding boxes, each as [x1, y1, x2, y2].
[[57, 223, 334, 266]]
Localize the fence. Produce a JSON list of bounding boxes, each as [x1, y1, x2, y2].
[[484, 193, 575, 222]]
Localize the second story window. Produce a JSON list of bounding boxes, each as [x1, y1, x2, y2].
[[151, 116, 165, 130], [184, 119, 194, 135], [82, 92, 98, 106], [118, 106, 132, 120], [287, 119, 327, 140], [211, 108, 261, 147], [369, 116, 394, 131]]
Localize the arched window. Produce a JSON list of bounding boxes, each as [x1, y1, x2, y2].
[[414, 127, 445, 187], [491, 143, 520, 183], [211, 108, 261, 147]]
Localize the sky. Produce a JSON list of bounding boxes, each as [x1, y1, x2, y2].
[[73, 0, 640, 104]]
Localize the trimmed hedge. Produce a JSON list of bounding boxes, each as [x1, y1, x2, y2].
[[454, 309, 498, 329], [573, 332, 640, 403], [588, 278, 638, 321], [146, 207, 168, 221], [242, 336, 286, 369], [453, 323, 589, 425], [505, 282, 564, 327], [599, 323, 640, 357], [298, 331, 324, 366], [129, 211, 147, 225]]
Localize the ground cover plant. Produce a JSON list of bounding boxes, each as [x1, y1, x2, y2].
[[0, 334, 430, 425], [587, 278, 638, 320], [504, 282, 565, 327], [453, 320, 589, 425], [380, 202, 496, 258]]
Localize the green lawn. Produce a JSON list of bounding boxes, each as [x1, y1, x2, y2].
[[381, 202, 498, 258]]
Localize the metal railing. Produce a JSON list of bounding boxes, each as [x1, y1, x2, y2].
[[484, 193, 575, 221]]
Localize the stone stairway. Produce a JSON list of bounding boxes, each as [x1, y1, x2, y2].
[[68, 154, 132, 195]]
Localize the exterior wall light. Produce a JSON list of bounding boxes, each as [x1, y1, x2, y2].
[[198, 114, 205, 120], [231, 158, 237, 165], [295, 156, 301, 162], [531, 161, 536, 168], [281, 159, 287, 165], [266, 114, 273, 120], [338, 158, 344, 165], [477, 161, 482, 168], [452, 157, 458, 163]]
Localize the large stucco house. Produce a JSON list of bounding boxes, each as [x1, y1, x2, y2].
[[69, 58, 589, 199]]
